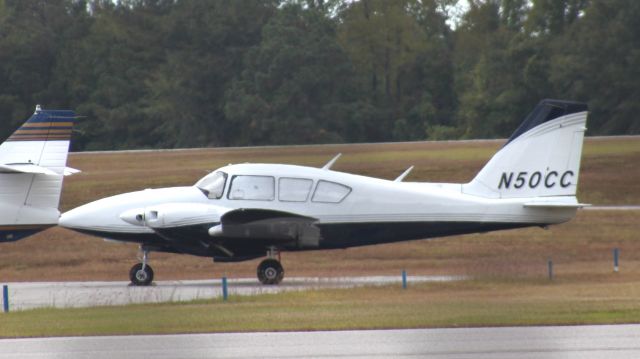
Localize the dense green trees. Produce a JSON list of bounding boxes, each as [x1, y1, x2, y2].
[[225, 3, 361, 144], [0, 0, 638, 150], [337, 0, 455, 141]]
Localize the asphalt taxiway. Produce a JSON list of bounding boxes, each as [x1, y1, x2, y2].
[[1, 275, 462, 311], [2, 325, 640, 359]]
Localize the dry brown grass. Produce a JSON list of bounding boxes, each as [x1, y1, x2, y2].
[[60, 137, 640, 211], [1, 137, 638, 283]]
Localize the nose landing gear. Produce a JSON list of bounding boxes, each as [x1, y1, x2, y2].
[[257, 247, 284, 285], [130, 248, 154, 286]]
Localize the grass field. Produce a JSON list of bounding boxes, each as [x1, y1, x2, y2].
[[3, 277, 640, 338], [60, 136, 640, 211], [0, 137, 639, 337]]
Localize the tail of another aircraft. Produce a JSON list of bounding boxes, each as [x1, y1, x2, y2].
[[462, 99, 588, 201], [0, 105, 77, 241]]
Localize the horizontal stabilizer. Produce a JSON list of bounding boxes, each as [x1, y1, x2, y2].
[[0, 163, 59, 176], [523, 201, 590, 209], [63, 167, 81, 176]]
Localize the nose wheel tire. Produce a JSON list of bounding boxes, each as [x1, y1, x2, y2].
[[129, 263, 154, 286], [257, 258, 284, 285]]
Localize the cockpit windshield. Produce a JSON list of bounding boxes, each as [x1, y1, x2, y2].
[[195, 171, 227, 199]]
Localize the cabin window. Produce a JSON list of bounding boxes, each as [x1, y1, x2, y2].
[[228, 175, 275, 201], [195, 171, 227, 199], [279, 177, 313, 202], [311, 180, 351, 203]]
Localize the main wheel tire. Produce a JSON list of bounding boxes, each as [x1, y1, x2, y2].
[[129, 263, 154, 286], [257, 258, 284, 285]]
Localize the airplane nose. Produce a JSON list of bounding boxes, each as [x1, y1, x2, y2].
[[59, 208, 85, 229], [59, 201, 112, 230]]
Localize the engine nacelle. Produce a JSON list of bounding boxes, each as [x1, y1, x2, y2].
[[119, 203, 225, 228], [119, 208, 146, 226]]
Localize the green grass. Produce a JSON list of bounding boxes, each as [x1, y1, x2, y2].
[[3, 278, 640, 338]]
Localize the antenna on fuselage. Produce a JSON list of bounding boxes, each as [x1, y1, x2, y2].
[[322, 153, 342, 170], [394, 166, 414, 182]]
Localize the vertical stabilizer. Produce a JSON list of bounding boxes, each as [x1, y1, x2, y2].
[[0, 106, 76, 241], [462, 100, 588, 199]]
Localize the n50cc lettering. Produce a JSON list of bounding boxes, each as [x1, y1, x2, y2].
[[498, 170, 574, 189]]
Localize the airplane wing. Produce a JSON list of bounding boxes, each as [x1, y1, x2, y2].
[[148, 207, 321, 260], [220, 208, 316, 225], [210, 208, 318, 241]]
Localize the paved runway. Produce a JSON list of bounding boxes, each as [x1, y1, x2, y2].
[[1, 275, 461, 311], [2, 325, 640, 358]]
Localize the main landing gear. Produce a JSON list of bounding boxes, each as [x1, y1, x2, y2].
[[130, 248, 154, 286], [128, 247, 284, 286], [257, 247, 284, 285]]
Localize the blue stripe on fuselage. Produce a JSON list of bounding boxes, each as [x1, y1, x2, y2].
[[0, 229, 45, 242]]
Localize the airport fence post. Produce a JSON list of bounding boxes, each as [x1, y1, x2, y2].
[[2, 285, 8, 313], [222, 277, 228, 302], [613, 248, 620, 273], [402, 270, 407, 289], [547, 259, 553, 281]]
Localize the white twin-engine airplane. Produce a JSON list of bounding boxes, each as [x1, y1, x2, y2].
[[0, 105, 77, 243], [60, 99, 589, 286]]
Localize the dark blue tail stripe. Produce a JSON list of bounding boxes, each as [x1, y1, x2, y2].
[[505, 99, 587, 147]]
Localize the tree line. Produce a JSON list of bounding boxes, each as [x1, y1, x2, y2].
[[0, 0, 638, 150]]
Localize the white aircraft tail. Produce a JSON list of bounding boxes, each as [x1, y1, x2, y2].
[[0, 106, 76, 241], [463, 99, 588, 200]]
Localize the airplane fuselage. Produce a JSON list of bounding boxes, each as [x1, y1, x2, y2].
[[61, 163, 577, 259]]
